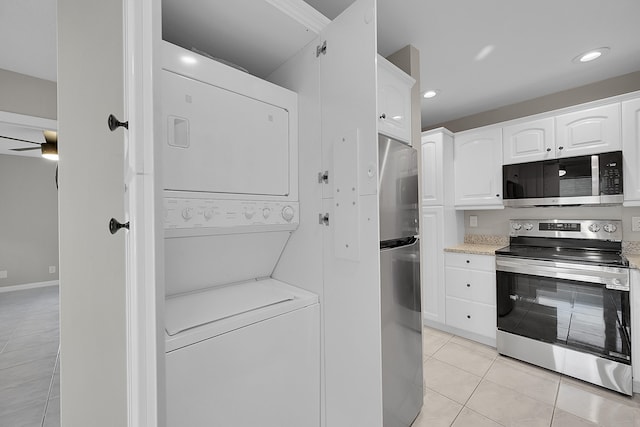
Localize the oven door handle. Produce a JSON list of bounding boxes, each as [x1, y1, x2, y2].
[[495, 257, 629, 291]]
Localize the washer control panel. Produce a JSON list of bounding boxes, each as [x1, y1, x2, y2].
[[164, 198, 299, 229]]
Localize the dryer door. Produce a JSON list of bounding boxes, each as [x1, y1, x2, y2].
[[162, 70, 290, 196]]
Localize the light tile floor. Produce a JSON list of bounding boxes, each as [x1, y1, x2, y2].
[[415, 326, 640, 427], [0, 286, 60, 427], [4, 287, 640, 427]]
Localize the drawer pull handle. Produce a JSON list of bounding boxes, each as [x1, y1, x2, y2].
[[466, 283, 471, 287], [466, 260, 470, 264], [466, 315, 471, 319]]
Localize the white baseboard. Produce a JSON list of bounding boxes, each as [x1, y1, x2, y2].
[[0, 280, 59, 293]]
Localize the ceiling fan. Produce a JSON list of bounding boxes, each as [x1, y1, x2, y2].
[[6, 130, 58, 160]]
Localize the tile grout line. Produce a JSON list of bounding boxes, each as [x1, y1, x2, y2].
[[40, 342, 60, 426], [462, 352, 507, 427], [548, 378, 562, 427]]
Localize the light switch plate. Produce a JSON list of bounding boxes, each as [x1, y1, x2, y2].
[[0, 270, 7, 279], [632, 217, 640, 232], [49, 266, 56, 274], [469, 215, 478, 228]]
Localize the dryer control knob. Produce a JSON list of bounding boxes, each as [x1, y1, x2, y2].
[[181, 207, 193, 221], [588, 223, 601, 232], [524, 223, 534, 231], [244, 208, 255, 220], [262, 207, 271, 219], [203, 209, 213, 221], [282, 206, 295, 222], [604, 223, 617, 233], [511, 222, 522, 231]]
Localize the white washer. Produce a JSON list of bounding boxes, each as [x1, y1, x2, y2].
[[165, 279, 319, 426]]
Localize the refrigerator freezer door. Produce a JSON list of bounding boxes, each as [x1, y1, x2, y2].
[[379, 135, 419, 242], [380, 238, 423, 427]]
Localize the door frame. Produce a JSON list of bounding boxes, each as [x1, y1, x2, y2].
[[124, 0, 163, 424]]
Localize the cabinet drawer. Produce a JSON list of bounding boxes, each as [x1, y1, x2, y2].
[[445, 297, 496, 339], [445, 267, 496, 305], [445, 252, 495, 271]]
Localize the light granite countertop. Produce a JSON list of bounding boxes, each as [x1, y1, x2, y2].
[[444, 243, 506, 256], [626, 254, 640, 269], [444, 235, 508, 256]]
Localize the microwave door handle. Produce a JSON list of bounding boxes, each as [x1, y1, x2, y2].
[[592, 155, 599, 196]]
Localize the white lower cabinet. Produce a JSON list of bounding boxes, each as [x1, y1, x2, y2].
[[445, 298, 496, 338], [444, 252, 496, 341]]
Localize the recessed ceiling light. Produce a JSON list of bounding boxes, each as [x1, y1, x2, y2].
[[573, 47, 610, 63], [475, 45, 495, 61], [181, 55, 198, 65], [423, 89, 439, 99]]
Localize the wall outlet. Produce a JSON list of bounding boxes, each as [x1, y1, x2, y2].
[[469, 215, 478, 228], [633, 217, 640, 232], [0, 270, 7, 279], [49, 266, 56, 274]]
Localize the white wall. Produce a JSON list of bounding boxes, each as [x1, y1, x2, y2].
[[0, 154, 59, 287], [430, 71, 640, 133], [0, 69, 57, 120]]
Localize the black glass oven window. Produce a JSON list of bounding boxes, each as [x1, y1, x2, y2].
[[497, 271, 631, 364]]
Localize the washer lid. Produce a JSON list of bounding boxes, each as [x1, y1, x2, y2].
[[165, 280, 294, 336]]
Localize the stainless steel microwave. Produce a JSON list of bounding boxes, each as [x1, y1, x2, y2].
[[502, 151, 623, 207]]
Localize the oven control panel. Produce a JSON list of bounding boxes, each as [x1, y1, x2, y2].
[[509, 219, 622, 241]]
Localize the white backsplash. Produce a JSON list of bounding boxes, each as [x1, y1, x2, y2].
[[464, 205, 640, 241]]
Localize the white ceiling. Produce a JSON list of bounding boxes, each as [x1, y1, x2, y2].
[[0, 0, 57, 82], [2, 0, 640, 155], [314, 0, 640, 128]]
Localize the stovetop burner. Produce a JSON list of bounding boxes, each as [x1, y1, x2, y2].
[[497, 219, 628, 268]]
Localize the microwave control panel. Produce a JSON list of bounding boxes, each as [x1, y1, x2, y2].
[[599, 151, 623, 195]]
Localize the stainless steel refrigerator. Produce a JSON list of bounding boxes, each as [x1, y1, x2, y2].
[[378, 135, 423, 427]]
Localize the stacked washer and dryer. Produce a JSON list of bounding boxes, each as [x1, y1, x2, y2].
[[160, 42, 320, 426]]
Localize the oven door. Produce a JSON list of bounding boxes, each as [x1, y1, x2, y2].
[[496, 257, 631, 364]]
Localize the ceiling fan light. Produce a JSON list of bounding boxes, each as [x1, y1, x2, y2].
[[41, 130, 58, 161]]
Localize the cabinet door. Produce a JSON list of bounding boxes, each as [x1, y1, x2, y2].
[[421, 207, 445, 324], [377, 56, 414, 144], [445, 297, 496, 339], [623, 98, 640, 204], [445, 267, 496, 306], [503, 117, 555, 164], [454, 128, 503, 208], [555, 103, 621, 157], [420, 132, 444, 205]]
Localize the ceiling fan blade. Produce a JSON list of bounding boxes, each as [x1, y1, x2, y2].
[[0, 135, 41, 145], [10, 146, 42, 152]]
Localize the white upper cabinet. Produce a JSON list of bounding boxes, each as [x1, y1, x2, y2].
[[555, 103, 621, 158], [421, 130, 445, 205], [503, 117, 555, 164], [623, 98, 640, 205], [454, 127, 503, 209], [377, 55, 415, 144]]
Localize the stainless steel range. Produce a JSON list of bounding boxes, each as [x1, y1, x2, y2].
[[495, 219, 631, 395]]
